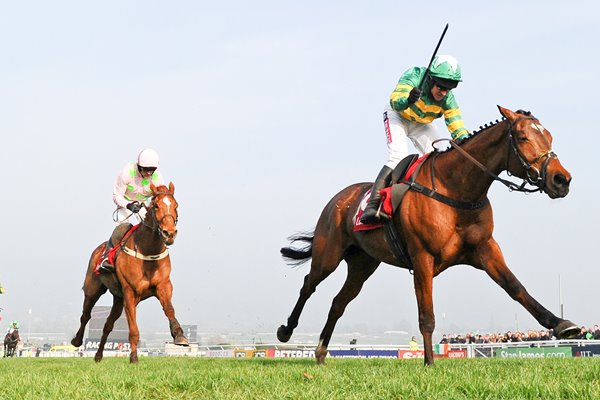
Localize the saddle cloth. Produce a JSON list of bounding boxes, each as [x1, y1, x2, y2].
[[94, 224, 139, 275]]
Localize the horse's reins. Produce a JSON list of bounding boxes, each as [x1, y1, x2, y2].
[[120, 196, 178, 261], [442, 115, 556, 194], [140, 201, 178, 235]]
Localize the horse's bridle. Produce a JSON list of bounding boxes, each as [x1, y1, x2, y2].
[[444, 115, 557, 194], [505, 115, 557, 192], [141, 196, 178, 244]]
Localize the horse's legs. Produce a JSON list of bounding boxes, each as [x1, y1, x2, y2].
[[315, 253, 379, 365], [412, 253, 436, 366], [71, 281, 107, 347], [122, 287, 141, 364], [72, 245, 107, 348], [155, 280, 188, 346], [94, 295, 124, 363], [475, 239, 578, 338], [278, 235, 345, 343]]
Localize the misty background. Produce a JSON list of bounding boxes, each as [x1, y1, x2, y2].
[[1, 1, 598, 345]]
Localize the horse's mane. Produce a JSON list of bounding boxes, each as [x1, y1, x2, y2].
[[436, 109, 533, 154]]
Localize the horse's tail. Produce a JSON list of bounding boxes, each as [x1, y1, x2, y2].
[[281, 232, 314, 267]]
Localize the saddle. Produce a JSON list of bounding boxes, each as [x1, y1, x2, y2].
[[94, 224, 139, 298], [354, 154, 426, 232]]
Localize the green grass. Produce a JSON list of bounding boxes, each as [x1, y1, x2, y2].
[[0, 357, 599, 399]]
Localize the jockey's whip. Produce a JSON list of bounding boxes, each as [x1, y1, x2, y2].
[[419, 23, 449, 90]]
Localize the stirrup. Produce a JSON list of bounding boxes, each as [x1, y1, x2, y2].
[[360, 209, 380, 224], [99, 258, 115, 273], [378, 208, 391, 220]]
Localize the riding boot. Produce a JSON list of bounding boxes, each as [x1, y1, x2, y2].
[[99, 223, 133, 273], [360, 165, 393, 224], [99, 239, 116, 273]]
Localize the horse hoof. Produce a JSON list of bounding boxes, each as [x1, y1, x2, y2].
[[130, 353, 138, 364], [555, 320, 579, 339], [94, 354, 103, 363], [315, 346, 327, 365], [71, 338, 82, 347], [277, 325, 292, 342], [174, 335, 189, 347]]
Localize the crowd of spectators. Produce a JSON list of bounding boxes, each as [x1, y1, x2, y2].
[[440, 325, 600, 344]]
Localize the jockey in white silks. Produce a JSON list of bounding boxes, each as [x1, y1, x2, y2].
[[99, 149, 165, 272], [112, 148, 165, 224]]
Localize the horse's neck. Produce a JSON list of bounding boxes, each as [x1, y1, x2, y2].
[[432, 124, 508, 200], [132, 224, 164, 253]]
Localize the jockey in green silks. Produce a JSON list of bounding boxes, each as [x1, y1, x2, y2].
[[8, 321, 19, 333], [360, 55, 470, 224]]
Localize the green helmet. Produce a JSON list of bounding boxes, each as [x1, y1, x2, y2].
[[429, 55, 462, 89]]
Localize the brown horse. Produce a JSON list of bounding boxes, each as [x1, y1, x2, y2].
[[3, 329, 19, 357], [72, 182, 188, 363], [278, 106, 579, 366]]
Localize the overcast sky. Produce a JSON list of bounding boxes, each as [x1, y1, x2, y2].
[[1, 1, 598, 344]]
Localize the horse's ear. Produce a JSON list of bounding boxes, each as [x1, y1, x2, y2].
[[169, 181, 175, 194], [497, 105, 517, 121], [150, 182, 157, 194]]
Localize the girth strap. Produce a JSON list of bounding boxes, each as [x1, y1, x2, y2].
[[383, 220, 413, 272]]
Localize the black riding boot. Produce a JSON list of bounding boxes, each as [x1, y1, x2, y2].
[[360, 165, 393, 224]]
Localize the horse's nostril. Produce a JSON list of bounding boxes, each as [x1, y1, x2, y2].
[[554, 173, 569, 187]]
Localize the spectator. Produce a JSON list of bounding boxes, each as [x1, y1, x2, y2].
[[409, 336, 419, 350], [593, 325, 600, 340]]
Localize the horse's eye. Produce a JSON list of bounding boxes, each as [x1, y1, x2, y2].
[[154, 204, 159, 209], [517, 136, 528, 143]]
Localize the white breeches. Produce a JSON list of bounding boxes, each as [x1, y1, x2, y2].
[[383, 102, 438, 169]]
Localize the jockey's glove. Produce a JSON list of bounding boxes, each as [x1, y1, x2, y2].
[[453, 134, 470, 145], [126, 202, 142, 214], [407, 87, 422, 104]]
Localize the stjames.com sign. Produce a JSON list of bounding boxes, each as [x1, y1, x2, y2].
[[495, 347, 572, 358]]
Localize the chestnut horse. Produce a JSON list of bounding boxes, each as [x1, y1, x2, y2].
[[278, 106, 579, 366], [72, 182, 188, 363]]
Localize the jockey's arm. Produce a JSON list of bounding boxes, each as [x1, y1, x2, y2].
[[443, 93, 469, 139], [390, 67, 424, 112], [113, 165, 132, 209]]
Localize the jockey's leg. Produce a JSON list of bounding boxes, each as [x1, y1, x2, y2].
[[359, 165, 393, 224], [99, 222, 133, 273], [360, 105, 406, 224], [408, 122, 437, 154]]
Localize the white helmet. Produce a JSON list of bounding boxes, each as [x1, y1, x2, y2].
[[137, 149, 160, 168]]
